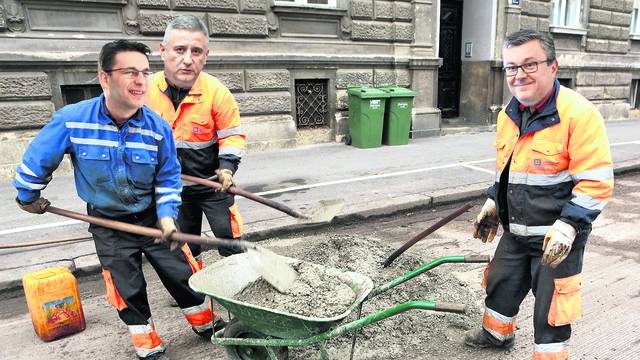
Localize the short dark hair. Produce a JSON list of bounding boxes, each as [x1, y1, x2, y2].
[[99, 39, 151, 71], [503, 29, 556, 62]]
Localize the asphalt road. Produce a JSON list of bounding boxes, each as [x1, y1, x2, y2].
[[1, 171, 639, 360]]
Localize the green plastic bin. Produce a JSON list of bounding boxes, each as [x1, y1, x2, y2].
[[379, 86, 416, 145], [347, 87, 389, 149]]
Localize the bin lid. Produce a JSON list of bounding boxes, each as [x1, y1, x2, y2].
[[347, 87, 390, 99], [378, 86, 416, 97]]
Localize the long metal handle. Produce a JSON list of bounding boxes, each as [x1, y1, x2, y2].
[[0, 235, 91, 249], [46, 206, 249, 251], [181, 174, 309, 219]]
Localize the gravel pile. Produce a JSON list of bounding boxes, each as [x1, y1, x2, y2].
[[234, 260, 356, 318]]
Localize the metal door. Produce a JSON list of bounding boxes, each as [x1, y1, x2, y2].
[[438, 0, 463, 118]]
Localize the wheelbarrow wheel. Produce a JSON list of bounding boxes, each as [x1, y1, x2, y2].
[[223, 318, 289, 360]]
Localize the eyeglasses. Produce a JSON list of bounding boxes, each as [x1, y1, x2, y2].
[[104, 67, 153, 79], [503, 60, 551, 77]]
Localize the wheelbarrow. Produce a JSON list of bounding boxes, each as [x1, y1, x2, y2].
[[189, 253, 490, 360]]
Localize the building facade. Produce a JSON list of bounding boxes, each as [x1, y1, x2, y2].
[[0, 0, 639, 180]]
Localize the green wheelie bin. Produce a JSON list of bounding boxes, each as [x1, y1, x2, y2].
[[347, 87, 389, 148], [378, 86, 415, 145]]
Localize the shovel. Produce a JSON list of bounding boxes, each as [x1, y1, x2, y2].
[[181, 174, 344, 224], [382, 203, 474, 268], [45, 206, 297, 292]]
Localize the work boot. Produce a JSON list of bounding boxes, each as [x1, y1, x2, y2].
[[193, 318, 227, 340], [464, 328, 514, 349], [138, 351, 171, 360]]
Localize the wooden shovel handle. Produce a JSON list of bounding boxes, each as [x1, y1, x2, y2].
[[382, 203, 474, 267], [45, 206, 248, 251], [181, 174, 308, 219]]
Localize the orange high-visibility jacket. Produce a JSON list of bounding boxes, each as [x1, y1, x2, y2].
[[146, 72, 245, 189], [488, 81, 613, 245]]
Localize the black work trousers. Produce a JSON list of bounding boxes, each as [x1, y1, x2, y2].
[[484, 231, 584, 345], [88, 205, 205, 326], [177, 190, 243, 258]]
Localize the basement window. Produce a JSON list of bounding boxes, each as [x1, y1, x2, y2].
[[295, 79, 329, 128], [61, 85, 103, 105]]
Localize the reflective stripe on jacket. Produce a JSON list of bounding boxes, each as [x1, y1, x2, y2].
[[13, 95, 182, 218], [487, 81, 613, 244], [146, 72, 245, 189]]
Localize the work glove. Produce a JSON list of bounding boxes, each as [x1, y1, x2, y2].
[[472, 198, 499, 243], [16, 197, 50, 214], [541, 220, 576, 268], [214, 168, 234, 192], [155, 217, 180, 251]]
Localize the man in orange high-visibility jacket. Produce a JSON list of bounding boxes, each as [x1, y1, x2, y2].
[[146, 15, 246, 270], [465, 30, 613, 360]]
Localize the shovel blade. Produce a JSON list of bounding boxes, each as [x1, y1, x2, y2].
[[299, 199, 345, 224], [247, 247, 298, 293]]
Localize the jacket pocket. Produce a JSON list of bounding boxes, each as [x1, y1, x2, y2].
[[128, 149, 158, 187], [77, 145, 111, 184], [187, 113, 215, 141], [548, 273, 582, 327]]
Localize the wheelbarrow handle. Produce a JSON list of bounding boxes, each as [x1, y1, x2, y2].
[[463, 255, 491, 263], [435, 302, 467, 314], [181, 174, 308, 219]]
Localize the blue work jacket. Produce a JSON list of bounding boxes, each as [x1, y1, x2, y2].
[[13, 94, 182, 219]]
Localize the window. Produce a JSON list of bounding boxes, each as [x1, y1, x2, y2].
[[558, 78, 574, 89], [631, 79, 640, 109], [551, 0, 582, 27], [632, 0, 640, 34], [274, 0, 337, 8], [61, 85, 102, 105], [294, 79, 329, 128]]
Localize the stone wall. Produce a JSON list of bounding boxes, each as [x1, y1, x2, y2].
[[520, 0, 551, 32], [587, 0, 633, 54], [0, 0, 422, 180]]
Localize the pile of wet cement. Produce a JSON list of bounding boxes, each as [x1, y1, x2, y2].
[[260, 233, 485, 360], [234, 260, 356, 318]]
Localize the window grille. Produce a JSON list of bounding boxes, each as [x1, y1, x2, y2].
[[295, 79, 329, 128]]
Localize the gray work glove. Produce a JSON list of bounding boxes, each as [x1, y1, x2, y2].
[[214, 168, 234, 192], [155, 217, 180, 251], [472, 198, 499, 243], [16, 197, 50, 214], [541, 220, 576, 268]]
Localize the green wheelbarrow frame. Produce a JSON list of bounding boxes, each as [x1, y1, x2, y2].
[[189, 254, 490, 360]]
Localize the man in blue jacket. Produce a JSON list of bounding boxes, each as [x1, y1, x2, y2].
[[13, 40, 213, 360]]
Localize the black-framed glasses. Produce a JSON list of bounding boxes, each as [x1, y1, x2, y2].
[[104, 67, 153, 79], [503, 60, 551, 77]]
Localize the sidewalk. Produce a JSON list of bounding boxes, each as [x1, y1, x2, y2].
[[1, 120, 639, 291]]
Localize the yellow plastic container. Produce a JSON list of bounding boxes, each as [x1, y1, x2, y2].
[[22, 267, 86, 341]]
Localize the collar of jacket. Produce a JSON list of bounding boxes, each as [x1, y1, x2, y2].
[[504, 80, 561, 137], [98, 93, 145, 127], [155, 71, 204, 104]]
